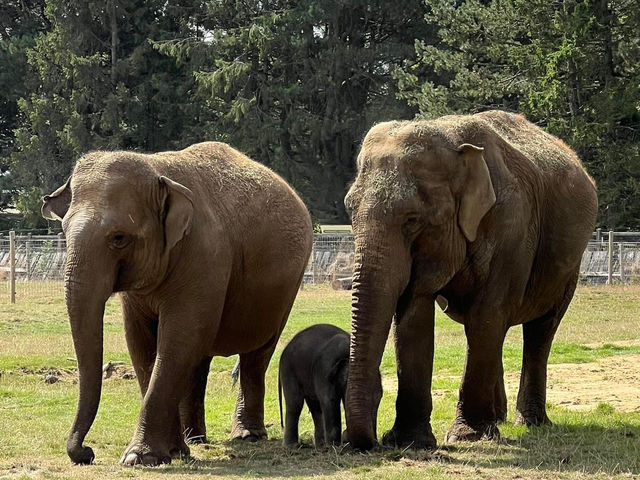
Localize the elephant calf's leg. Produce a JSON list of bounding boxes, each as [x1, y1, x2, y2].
[[320, 398, 342, 446], [179, 356, 212, 444], [308, 399, 326, 448], [281, 375, 304, 446]]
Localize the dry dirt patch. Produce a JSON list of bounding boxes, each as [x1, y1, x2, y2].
[[382, 351, 640, 414], [506, 353, 640, 413]]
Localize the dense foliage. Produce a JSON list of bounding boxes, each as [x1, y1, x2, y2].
[[0, 0, 638, 229], [396, 0, 640, 228]]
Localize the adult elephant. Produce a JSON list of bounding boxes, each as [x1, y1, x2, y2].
[[343, 111, 597, 450], [42, 142, 313, 465]]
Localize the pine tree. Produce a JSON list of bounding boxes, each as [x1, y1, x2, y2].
[[158, 0, 431, 222], [0, 0, 49, 210], [10, 0, 210, 226], [396, 0, 640, 229]]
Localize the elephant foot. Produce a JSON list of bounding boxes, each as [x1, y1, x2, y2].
[[514, 408, 552, 427], [382, 425, 437, 450], [230, 423, 267, 442], [445, 420, 500, 443], [169, 437, 190, 458], [67, 444, 95, 465], [120, 443, 172, 467]]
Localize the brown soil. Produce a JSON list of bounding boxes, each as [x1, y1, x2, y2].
[[520, 353, 640, 413], [383, 352, 640, 413]]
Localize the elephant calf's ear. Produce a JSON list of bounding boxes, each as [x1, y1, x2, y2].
[[457, 144, 496, 242], [160, 176, 194, 250], [42, 177, 72, 221]]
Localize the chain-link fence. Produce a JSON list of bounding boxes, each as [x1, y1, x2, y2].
[[1, 231, 638, 303]]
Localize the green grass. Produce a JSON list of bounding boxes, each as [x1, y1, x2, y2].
[[0, 285, 639, 479]]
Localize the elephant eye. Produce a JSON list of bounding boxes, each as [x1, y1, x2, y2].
[[110, 233, 132, 249], [403, 215, 423, 236]]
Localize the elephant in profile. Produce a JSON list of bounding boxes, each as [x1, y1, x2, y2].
[[343, 111, 597, 450], [42, 142, 313, 465]]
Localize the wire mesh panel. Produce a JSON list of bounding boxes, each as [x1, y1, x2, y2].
[[581, 240, 640, 284], [304, 234, 355, 288], [0, 234, 66, 302], [1, 232, 639, 302]]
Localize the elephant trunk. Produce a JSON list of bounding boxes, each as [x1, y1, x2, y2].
[[346, 230, 409, 450], [64, 240, 113, 464]]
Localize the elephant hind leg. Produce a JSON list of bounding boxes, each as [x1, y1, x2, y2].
[[281, 373, 304, 446], [231, 336, 279, 442], [307, 399, 326, 448], [515, 273, 578, 427]]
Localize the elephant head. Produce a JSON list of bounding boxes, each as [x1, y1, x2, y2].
[[42, 152, 194, 463], [343, 122, 496, 449]]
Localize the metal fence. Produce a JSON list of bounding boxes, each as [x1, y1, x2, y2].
[[1, 231, 638, 302], [0, 232, 66, 302]]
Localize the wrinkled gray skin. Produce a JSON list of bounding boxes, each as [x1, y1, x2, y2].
[[344, 111, 598, 450], [42, 142, 312, 466], [278, 324, 382, 447]]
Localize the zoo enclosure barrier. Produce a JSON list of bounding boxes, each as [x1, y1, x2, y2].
[[0, 230, 639, 303]]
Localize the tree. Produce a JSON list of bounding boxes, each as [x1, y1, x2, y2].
[[158, 0, 431, 222], [0, 0, 49, 211], [396, 0, 640, 229], [10, 0, 212, 227]]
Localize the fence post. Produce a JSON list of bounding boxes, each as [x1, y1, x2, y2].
[[619, 243, 625, 284], [596, 228, 602, 243], [26, 233, 32, 281], [311, 239, 316, 284], [607, 230, 614, 285], [9, 231, 16, 303]]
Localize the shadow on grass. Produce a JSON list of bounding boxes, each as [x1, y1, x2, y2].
[[150, 439, 388, 478], [438, 421, 640, 476], [147, 422, 639, 478]]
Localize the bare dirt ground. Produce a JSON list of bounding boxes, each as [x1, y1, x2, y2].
[[382, 342, 640, 414], [504, 349, 640, 413], [542, 353, 640, 413]]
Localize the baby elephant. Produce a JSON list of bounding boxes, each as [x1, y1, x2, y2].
[[279, 324, 382, 447]]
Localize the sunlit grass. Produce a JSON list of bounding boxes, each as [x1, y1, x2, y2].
[[0, 285, 639, 479]]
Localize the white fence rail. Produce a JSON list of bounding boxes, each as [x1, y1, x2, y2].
[[1, 230, 638, 302]]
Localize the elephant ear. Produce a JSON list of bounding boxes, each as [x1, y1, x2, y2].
[[457, 143, 496, 242], [42, 177, 72, 221], [159, 176, 194, 250]]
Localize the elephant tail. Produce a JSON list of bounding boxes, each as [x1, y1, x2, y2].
[[278, 372, 284, 429], [231, 357, 240, 387]]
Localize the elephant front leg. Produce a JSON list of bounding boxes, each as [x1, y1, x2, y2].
[[446, 319, 506, 443], [121, 318, 208, 466], [382, 294, 437, 450], [123, 303, 189, 460], [179, 356, 212, 444]]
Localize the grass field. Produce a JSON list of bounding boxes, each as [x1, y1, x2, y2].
[[1, 285, 639, 480]]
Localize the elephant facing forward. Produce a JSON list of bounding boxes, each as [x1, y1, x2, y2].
[[344, 111, 597, 450], [42, 142, 312, 465]]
